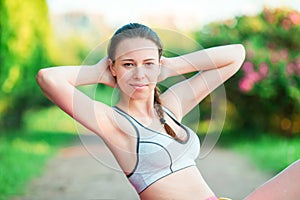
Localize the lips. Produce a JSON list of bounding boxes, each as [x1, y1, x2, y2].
[[130, 83, 149, 89]]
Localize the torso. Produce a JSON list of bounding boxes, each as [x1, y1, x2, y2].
[[106, 106, 215, 199], [139, 166, 215, 200]]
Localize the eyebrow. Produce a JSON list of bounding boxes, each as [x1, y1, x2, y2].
[[120, 58, 156, 62], [144, 58, 156, 62], [120, 59, 134, 62]]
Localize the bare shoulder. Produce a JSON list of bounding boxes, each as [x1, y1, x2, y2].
[[160, 96, 183, 121], [93, 102, 137, 147]]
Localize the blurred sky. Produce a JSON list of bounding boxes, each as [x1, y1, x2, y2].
[[47, 0, 300, 29]]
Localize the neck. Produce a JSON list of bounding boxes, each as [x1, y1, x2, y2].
[[117, 94, 156, 118]]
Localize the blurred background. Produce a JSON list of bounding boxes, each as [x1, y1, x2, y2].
[[1, 0, 300, 199]]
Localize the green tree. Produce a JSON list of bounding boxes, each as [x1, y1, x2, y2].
[[194, 7, 300, 136], [0, 0, 53, 130]]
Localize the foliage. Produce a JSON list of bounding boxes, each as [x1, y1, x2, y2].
[[0, 0, 53, 129], [0, 0, 102, 130], [194, 7, 300, 136], [0, 130, 76, 200], [23, 106, 77, 133]]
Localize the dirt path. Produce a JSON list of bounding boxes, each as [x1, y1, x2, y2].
[[12, 134, 273, 200]]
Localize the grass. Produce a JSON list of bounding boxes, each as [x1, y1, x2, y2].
[[0, 106, 78, 200], [218, 130, 300, 174], [0, 130, 77, 200]]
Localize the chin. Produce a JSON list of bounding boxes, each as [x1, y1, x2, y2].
[[130, 91, 152, 100], [119, 85, 155, 101]]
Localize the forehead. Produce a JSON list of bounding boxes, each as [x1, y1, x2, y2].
[[115, 38, 159, 60]]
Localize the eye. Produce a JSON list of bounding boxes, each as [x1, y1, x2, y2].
[[123, 63, 134, 68], [144, 62, 155, 67]]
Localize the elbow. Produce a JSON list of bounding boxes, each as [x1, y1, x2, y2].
[[237, 44, 246, 64], [36, 68, 57, 90], [232, 44, 246, 73], [237, 44, 246, 63], [36, 68, 48, 87]]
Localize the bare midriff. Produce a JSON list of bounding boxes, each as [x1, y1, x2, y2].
[[139, 166, 215, 200]]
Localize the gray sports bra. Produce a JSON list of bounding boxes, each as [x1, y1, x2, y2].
[[112, 106, 200, 194]]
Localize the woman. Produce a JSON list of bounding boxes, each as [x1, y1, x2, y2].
[[36, 23, 299, 200]]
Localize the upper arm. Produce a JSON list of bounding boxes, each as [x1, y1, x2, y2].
[[160, 60, 243, 119], [36, 69, 116, 139]]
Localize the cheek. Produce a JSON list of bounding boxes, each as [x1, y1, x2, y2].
[[146, 68, 160, 80], [124, 69, 134, 76], [115, 69, 133, 83]]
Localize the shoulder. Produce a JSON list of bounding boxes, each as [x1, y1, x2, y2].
[[160, 102, 183, 122], [93, 103, 137, 146]]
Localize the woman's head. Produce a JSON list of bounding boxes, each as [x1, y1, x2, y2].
[[107, 23, 163, 100]]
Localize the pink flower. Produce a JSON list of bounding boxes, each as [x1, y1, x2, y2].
[[259, 63, 269, 77], [289, 11, 300, 25], [239, 78, 254, 93], [286, 63, 295, 75], [248, 72, 262, 83], [242, 61, 254, 74]]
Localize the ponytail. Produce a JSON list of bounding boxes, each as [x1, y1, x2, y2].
[[154, 86, 182, 141]]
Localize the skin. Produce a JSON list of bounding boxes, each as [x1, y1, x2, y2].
[[244, 159, 300, 200], [36, 35, 300, 199], [109, 38, 161, 114]]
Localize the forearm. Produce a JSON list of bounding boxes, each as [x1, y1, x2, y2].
[[36, 57, 115, 107], [37, 58, 109, 87], [165, 44, 245, 76]]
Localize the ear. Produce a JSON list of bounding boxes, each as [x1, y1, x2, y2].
[[108, 59, 116, 77], [158, 58, 162, 72]]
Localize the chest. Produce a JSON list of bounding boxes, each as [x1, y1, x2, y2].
[[137, 126, 200, 168]]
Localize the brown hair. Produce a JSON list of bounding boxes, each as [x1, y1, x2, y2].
[[108, 23, 180, 141]]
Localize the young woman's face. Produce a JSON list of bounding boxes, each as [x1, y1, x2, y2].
[[110, 38, 161, 100]]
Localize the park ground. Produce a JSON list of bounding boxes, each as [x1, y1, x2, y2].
[[11, 133, 273, 200]]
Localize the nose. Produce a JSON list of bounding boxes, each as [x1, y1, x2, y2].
[[133, 66, 145, 80]]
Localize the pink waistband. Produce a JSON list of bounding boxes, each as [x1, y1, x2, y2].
[[206, 197, 232, 200]]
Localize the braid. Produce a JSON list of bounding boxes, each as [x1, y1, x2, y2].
[[154, 86, 181, 141]]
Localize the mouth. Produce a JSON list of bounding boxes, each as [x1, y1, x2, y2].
[[129, 83, 149, 90]]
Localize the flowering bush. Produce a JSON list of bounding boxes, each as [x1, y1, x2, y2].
[[194, 7, 300, 136]]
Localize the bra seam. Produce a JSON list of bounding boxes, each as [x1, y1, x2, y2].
[[112, 106, 140, 178], [113, 106, 190, 144], [138, 164, 196, 194]]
